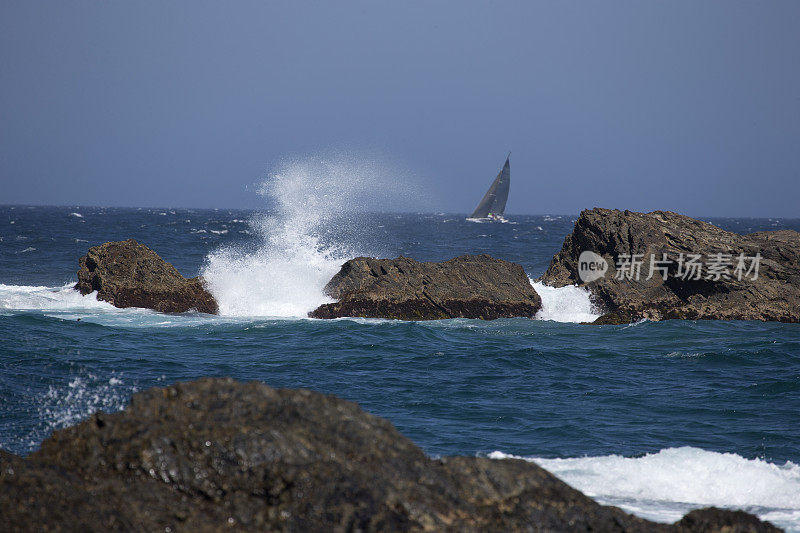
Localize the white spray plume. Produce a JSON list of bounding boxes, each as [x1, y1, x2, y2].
[[202, 154, 420, 317]]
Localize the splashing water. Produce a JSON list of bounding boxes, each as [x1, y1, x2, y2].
[[202, 155, 417, 317], [531, 281, 601, 323], [0, 283, 113, 313]]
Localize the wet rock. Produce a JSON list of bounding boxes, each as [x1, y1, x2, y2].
[[0, 378, 780, 532], [541, 209, 800, 324], [310, 254, 542, 320], [676, 507, 782, 533], [75, 239, 218, 314]]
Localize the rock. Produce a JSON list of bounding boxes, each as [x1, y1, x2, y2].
[[541, 209, 800, 324], [676, 507, 782, 533], [0, 378, 779, 532], [75, 239, 218, 314], [310, 254, 542, 320]]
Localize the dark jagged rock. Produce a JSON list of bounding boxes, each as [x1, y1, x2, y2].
[[75, 239, 218, 314], [0, 378, 779, 532], [310, 254, 542, 320], [541, 208, 800, 324]]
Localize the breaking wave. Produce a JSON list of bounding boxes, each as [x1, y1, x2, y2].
[[201, 154, 418, 317], [531, 281, 600, 323], [0, 283, 112, 313], [0, 283, 224, 327], [489, 447, 800, 531]]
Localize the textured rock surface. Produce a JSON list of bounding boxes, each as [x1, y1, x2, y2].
[[75, 239, 218, 314], [676, 508, 781, 533], [311, 254, 542, 320], [0, 378, 779, 532], [541, 209, 800, 324]]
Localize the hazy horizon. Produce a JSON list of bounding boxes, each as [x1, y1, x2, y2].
[[2, 2, 799, 218], [4, 203, 799, 222]]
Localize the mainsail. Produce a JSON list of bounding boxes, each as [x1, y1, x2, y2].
[[470, 155, 510, 219]]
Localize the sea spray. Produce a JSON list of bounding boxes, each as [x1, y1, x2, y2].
[[202, 155, 421, 317], [531, 280, 600, 323]]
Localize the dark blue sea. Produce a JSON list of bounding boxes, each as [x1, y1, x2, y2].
[[2, 203, 799, 529]]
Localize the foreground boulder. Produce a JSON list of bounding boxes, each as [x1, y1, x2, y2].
[[0, 378, 779, 532], [75, 239, 218, 314], [310, 254, 542, 320], [541, 208, 800, 324]]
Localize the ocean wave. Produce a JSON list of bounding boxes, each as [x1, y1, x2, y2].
[[489, 447, 800, 531], [0, 278, 603, 326], [0, 283, 112, 312], [0, 283, 211, 327]]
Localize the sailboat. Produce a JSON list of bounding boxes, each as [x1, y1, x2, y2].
[[467, 154, 510, 222]]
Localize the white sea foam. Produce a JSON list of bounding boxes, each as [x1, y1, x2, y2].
[[0, 283, 112, 312], [202, 154, 418, 317], [0, 283, 218, 327], [489, 447, 800, 531], [68, 212, 84, 218], [531, 281, 600, 323]]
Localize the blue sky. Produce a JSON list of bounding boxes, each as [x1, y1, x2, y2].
[[1, 1, 798, 217]]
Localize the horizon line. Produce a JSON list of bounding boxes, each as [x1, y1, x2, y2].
[[1, 203, 798, 221]]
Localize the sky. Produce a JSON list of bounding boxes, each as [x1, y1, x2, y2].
[[1, 1, 798, 217]]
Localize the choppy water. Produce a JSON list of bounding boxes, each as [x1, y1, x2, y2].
[[1, 199, 799, 528]]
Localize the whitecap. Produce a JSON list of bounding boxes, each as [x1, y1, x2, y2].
[[665, 351, 707, 359]]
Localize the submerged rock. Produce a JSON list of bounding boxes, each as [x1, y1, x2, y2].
[[0, 378, 779, 532], [75, 239, 218, 314], [541, 208, 800, 324], [310, 254, 542, 320]]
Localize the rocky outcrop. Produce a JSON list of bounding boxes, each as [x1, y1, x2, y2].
[[541, 208, 800, 324], [310, 254, 542, 320], [0, 378, 779, 532], [676, 508, 781, 533], [75, 239, 218, 314]]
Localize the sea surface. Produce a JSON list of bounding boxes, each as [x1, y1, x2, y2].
[[1, 200, 799, 529]]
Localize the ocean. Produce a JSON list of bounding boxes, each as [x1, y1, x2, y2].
[[2, 189, 799, 528]]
